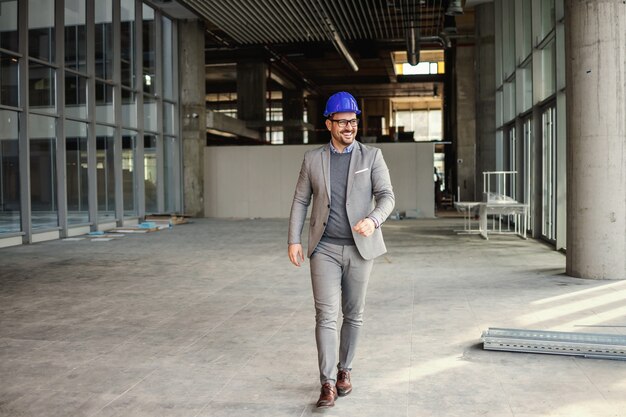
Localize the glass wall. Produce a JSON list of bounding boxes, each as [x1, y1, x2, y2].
[[29, 114, 58, 230], [144, 134, 157, 214], [0, 1, 19, 52], [394, 109, 442, 141], [494, 0, 565, 248], [65, 119, 89, 224], [96, 125, 115, 221], [164, 136, 177, 212], [122, 130, 137, 217], [1, 54, 19, 107], [65, 0, 87, 73], [0, 0, 181, 244], [0, 110, 20, 233]]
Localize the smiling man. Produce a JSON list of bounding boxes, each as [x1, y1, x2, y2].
[[288, 91, 395, 408]]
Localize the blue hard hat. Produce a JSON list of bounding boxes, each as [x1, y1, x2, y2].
[[323, 91, 361, 117]]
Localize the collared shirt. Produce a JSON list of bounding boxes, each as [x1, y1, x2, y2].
[[329, 141, 355, 154]]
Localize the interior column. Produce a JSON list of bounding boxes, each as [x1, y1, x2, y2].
[[565, 0, 626, 279]]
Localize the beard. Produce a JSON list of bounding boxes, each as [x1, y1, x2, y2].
[[333, 129, 356, 146]]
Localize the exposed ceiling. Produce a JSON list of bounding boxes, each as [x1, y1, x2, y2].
[[176, 0, 475, 98]]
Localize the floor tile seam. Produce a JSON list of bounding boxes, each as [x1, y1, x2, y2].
[[119, 285, 251, 350], [253, 296, 309, 346], [190, 372, 242, 417], [1, 390, 102, 415], [190, 301, 311, 416], [571, 357, 612, 402], [87, 368, 158, 417], [175, 292, 269, 353]]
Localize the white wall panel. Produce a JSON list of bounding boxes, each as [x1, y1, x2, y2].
[[204, 142, 435, 219]]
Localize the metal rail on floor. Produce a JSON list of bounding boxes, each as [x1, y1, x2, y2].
[[482, 328, 626, 360]]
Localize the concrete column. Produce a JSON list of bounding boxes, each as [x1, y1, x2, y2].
[[474, 3, 496, 198], [282, 88, 304, 144], [306, 96, 326, 144], [179, 20, 206, 217], [456, 45, 476, 201], [565, 0, 626, 279], [236, 60, 267, 123]]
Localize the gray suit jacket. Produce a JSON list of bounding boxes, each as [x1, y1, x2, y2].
[[288, 142, 395, 260]]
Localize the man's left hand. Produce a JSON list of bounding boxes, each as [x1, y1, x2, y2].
[[353, 218, 375, 237]]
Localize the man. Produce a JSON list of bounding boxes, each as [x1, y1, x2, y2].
[[288, 91, 395, 408]]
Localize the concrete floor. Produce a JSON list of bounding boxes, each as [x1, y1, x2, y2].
[[1, 217, 626, 417]]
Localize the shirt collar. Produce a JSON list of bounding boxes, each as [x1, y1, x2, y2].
[[329, 141, 355, 154]]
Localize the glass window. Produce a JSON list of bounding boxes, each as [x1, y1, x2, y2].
[[65, 73, 88, 120], [540, 40, 556, 101], [428, 110, 442, 140], [394, 109, 442, 142], [0, 110, 21, 234], [523, 117, 533, 232], [143, 4, 156, 95], [95, 0, 113, 80], [144, 134, 157, 214], [64, 0, 87, 73], [65, 119, 89, 224], [521, 0, 532, 59], [502, 0, 515, 79], [28, 0, 55, 62], [395, 111, 413, 133], [0, 0, 19, 52], [121, 0, 136, 88], [164, 136, 177, 213], [122, 130, 137, 217], [144, 94, 157, 132], [29, 62, 56, 114], [0, 53, 19, 108], [95, 81, 114, 124], [29, 113, 58, 230], [96, 125, 115, 221], [162, 16, 174, 100], [163, 102, 175, 135], [504, 80, 516, 122], [542, 106, 556, 240], [121, 88, 137, 128], [520, 63, 532, 112], [414, 111, 429, 141], [540, 0, 555, 40]]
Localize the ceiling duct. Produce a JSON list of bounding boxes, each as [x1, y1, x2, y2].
[[402, 0, 421, 66], [445, 0, 463, 16]]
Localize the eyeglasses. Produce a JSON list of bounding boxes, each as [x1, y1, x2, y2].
[[329, 118, 359, 128]]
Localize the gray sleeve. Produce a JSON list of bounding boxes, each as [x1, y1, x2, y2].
[[288, 155, 312, 244], [368, 149, 395, 225]]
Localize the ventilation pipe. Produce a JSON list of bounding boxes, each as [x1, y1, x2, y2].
[[446, 0, 463, 15], [403, 0, 421, 66], [406, 24, 420, 66]]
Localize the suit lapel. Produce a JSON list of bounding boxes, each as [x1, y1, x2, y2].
[[321, 144, 331, 200], [346, 142, 361, 198]]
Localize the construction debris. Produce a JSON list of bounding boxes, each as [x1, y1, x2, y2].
[[145, 213, 189, 225]]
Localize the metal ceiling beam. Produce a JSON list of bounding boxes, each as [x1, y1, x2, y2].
[[313, 0, 359, 72]]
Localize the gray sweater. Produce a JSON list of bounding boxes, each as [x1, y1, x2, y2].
[[321, 152, 355, 246]]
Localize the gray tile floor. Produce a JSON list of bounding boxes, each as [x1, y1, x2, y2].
[[1, 218, 626, 416]]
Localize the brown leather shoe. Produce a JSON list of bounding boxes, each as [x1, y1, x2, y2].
[[336, 369, 352, 396], [316, 382, 337, 408]]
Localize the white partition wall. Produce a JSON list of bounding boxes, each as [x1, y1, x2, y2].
[[204, 142, 435, 219]]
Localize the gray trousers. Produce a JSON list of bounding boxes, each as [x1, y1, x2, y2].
[[310, 240, 374, 385]]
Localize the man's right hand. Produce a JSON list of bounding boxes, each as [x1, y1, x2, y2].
[[288, 243, 304, 267]]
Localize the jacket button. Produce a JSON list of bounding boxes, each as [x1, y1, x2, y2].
[[327, 204, 330, 208], [323, 222, 326, 226]]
